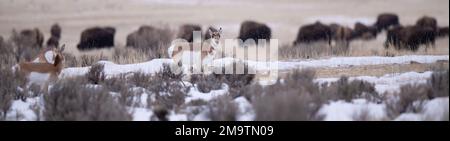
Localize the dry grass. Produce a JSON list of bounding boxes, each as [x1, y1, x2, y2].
[[246, 69, 383, 121], [86, 63, 106, 84], [62, 46, 165, 67], [275, 60, 449, 78], [386, 70, 449, 119], [321, 76, 380, 102], [208, 95, 238, 121], [279, 38, 449, 60], [43, 77, 131, 121], [251, 69, 325, 121], [0, 68, 27, 120]]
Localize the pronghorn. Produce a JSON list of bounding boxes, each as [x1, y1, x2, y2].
[[168, 27, 222, 74], [15, 45, 65, 92]]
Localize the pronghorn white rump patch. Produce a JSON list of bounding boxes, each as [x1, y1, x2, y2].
[[44, 51, 55, 64]]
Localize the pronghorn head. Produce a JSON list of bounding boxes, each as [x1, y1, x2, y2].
[[209, 27, 222, 47], [52, 44, 65, 67]]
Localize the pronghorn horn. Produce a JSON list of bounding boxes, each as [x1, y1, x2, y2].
[[60, 44, 65, 52]]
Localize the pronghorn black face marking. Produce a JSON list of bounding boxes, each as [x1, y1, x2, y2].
[[209, 27, 222, 45]]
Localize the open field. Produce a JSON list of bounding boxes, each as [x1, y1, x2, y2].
[[0, 0, 448, 121]]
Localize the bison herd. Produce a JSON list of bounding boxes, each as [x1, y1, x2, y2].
[[6, 13, 449, 53]]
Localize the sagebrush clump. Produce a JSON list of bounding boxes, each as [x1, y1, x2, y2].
[[44, 77, 131, 121]]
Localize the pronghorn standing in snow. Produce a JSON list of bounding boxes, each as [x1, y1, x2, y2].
[[15, 45, 65, 92], [168, 27, 222, 74]]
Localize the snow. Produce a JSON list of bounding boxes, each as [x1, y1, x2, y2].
[[318, 97, 448, 121], [395, 97, 449, 121], [276, 55, 448, 70], [233, 97, 255, 121], [131, 107, 153, 121], [394, 113, 423, 121], [60, 55, 448, 78], [318, 99, 387, 121], [7, 97, 41, 121], [60, 59, 173, 78], [422, 97, 449, 121], [7, 55, 449, 121], [315, 71, 434, 94], [169, 111, 189, 121], [185, 84, 229, 104], [212, 55, 448, 72]]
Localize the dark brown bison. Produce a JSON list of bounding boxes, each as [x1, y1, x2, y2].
[[375, 13, 400, 32], [333, 26, 353, 47], [437, 26, 449, 37], [46, 23, 62, 47], [335, 26, 353, 40], [176, 24, 202, 42], [238, 20, 271, 44], [46, 36, 59, 48], [0, 36, 3, 45], [416, 16, 438, 31], [77, 27, 115, 50], [328, 23, 341, 36], [353, 22, 378, 40], [126, 25, 172, 50], [13, 28, 44, 48], [50, 23, 61, 39], [385, 26, 436, 51], [293, 22, 332, 46]]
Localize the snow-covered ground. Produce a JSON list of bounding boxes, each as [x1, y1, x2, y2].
[[8, 70, 448, 121], [6, 55, 449, 121], [60, 55, 449, 78], [315, 71, 434, 94]]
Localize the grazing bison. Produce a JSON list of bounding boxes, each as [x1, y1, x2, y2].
[[385, 26, 436, 51], [333, 26, 353, 47], [416, 16, 438, 31], [328, 23, 341, 36], [50, 23, 61, 39], [46, 36, 59, 48], [238, 20, 271, 44], [293, 22, 332, 46], [13, 28, 44, 48], [126, 25, 173, 49], [47, 23, 62, 47], [375, 13, 400, 32], [177, 24, 202, 42], [437, 27, 449, 37], [353, 22, 378, 40], [77, 27, 115, 50]]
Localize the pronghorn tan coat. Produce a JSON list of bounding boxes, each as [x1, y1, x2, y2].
[[17, 46, 65, 91]]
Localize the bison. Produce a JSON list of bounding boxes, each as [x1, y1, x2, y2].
[[238, 20, 271, 44], [50, 23, 61, 39], [385, 26, 436, 51], [416, 16, 438, 31], [13, 28, 44, 49], [293, 22, 332, 46], [126, 25, 173, 50], [46, 36, 59, 48], [375, 13, 400, 32], [437, 26, 449, 37], [353, 22, 378, 40], [77, 27, 115, 50], [333, 26, 354, 48], [47, 23, 62, 47], [176, 24, 202, 42]]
